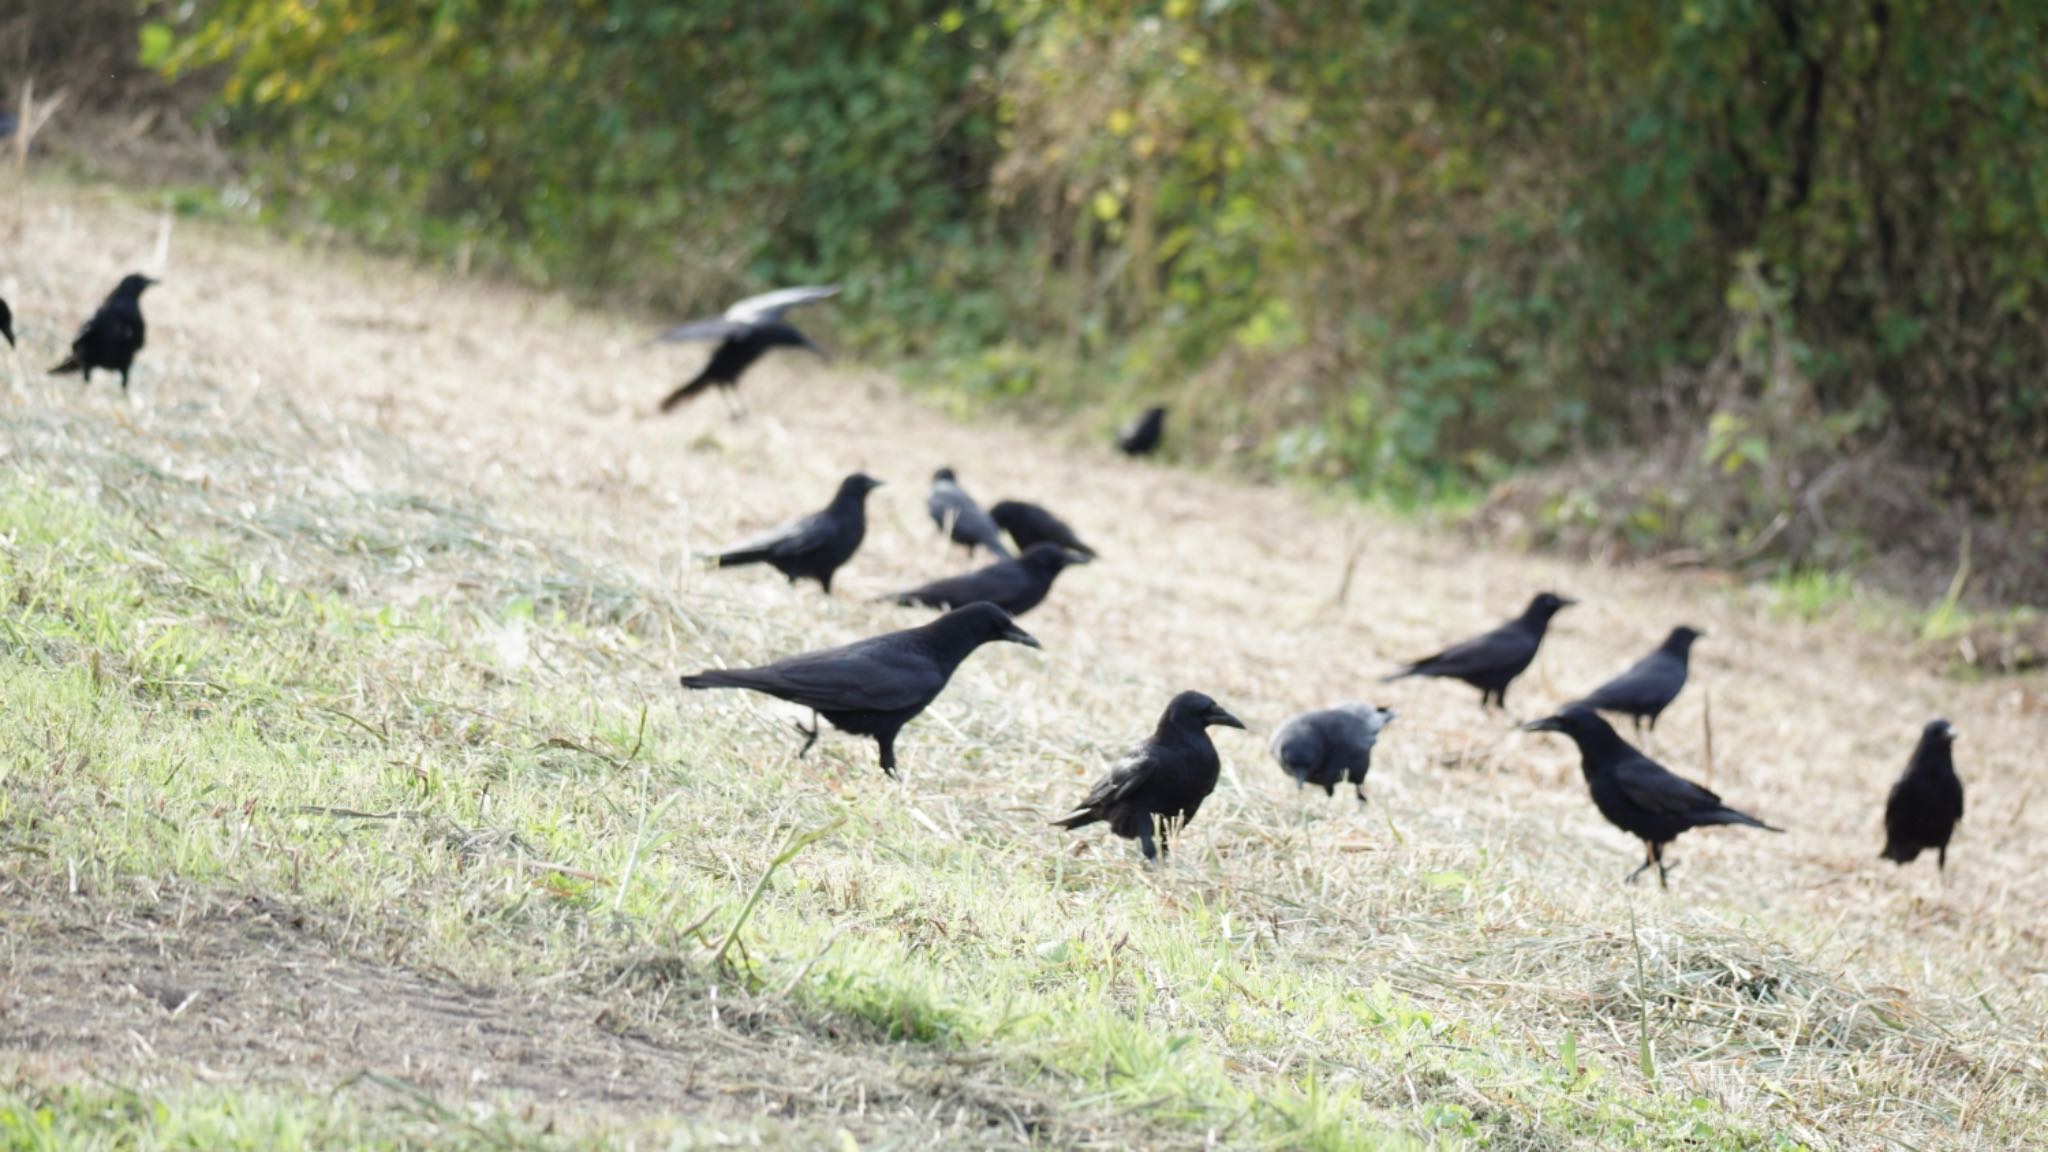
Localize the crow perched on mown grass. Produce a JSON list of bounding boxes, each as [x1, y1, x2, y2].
[[1270, 703, 1396, 804], [1384, 592, 1574, 710], [989, 499, 1096, 559], [886, 544, 1089, 618], [1054, 691, 1244, 861], [927, 468, 1011, 559], [1116, 405, 1166, 456], [1523, 706, 1780, 888], [1570, 625, 1704, 734], [655, 285, 838, 413], [705, 472, 882, 595], [51, 273, 155, 390], [1881, 718, 1965, 872], [679, 602, 1038, 777]]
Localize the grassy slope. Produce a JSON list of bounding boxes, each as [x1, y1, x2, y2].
[[0, 182, 2044, 1150]]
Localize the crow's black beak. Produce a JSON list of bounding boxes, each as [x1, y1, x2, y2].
[[1002, 623, 1041, 649], [1208, 706, 1246, 731], [1521, 715, 1567, 733], [1066, 551, 1093, 565], [1382, 708, 1398, 723]]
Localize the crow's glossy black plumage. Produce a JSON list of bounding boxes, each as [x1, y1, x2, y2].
[[1571, 626, 1704, 733], [989, 500, 1096, 559], [1116, 406, 1166, 456], [1524, 707, 1780, 888], [655, 285, 837, 412], [1384, 592, 1574, 710], [1881, 718, 1965, 871], [887, 543, 1089, 618], [1270, 703, 1396, 803], [708, 472, 882, 594], [1054, 691, 1244, 860], [927, 468, 1011, 558], [679, 602, 1038, 777], [51, 273, 154, 389], [0, 295, 14, 348]]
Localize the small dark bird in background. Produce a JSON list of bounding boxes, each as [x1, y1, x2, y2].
[[1116, 405, 1167, 456], [679, 602, 1038, 777], [51, 273, 155, 389], [654, 284, 839, 413], [927, 467, 1012, 558], [1270, 703, 1396, 804], [1570, 625, 1704, 734], [887, 543, 1089, 618], [1054, 690, 1244, 861], [706, 472, 882, 595], [1384, 592, 1575, 710], [1524, 706, 1780, 888], [0, 295, 13, 348], [989, 499, 1096, 559], [1881, 718, 1965, 872]]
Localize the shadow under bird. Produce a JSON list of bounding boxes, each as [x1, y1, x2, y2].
[[989, 499, 1096, 559], [1569, 625, 1704, 734], [705, 472, 882, 595], [1115, 405, 1166, 457], [0, 295, 13, 347], [1523, 706, 1780, 888], [927, 467, 1011, 558], [1054, 690, 1244, 861], [1270, 703, 1396, 804], [654, 284, 839, 413], [678, 602, 1038, 777], [886, 543, 1089, 618], [1384, 592, 1575, 711], [51, 273, 155, 390], [1881, 718, 1965, 872]]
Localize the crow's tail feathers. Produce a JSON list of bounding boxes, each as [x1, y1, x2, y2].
[[679, 669, 755, 692], [1380, 666, 1418, 684], [1708, 807, 1783, 833], [49, 354, 80, 376], [658, 369, 716, 413], [1051, 807, 1102, 830], [709, 546, 771, 569]]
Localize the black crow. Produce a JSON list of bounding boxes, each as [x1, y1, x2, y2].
[[1524, 707, 1780, 888], [706, 472, 882, 595], [887, 544, 1089, 618], [655, 285, 838, 412], [679, 602, 1038, 777], [51, 273, 155, 389], [989, 499, 1096, 559], [0, 295, 13, 348], [1054, 691, 1244, 861], [927, 468, 1011, 558], [1384, 592, 1575, 710], [1270, 703, 1396, 804], [1881, 719, 1965, 871], [1116, 406, 1166, 456], [1570, 626, 1704, 733]]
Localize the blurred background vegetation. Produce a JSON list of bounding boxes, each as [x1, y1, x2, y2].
[[10, 0, 2048, 609]]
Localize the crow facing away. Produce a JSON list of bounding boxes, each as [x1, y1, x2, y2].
[[51, 273, 155, 389], [0, 295, 13, 348], [927, 468, 1012, 558], [706, 472, 883, 595], [886, 543, 1090, 619], [989, 499, 1096, 559], [1116, 406, 1166, 456], [1524, 706, 1780, 888], [1881, 718, 1965, 872], [1054, 691, 1244, 861], [1270, 703, 1396, 804], [1384, 592, 1575, 710], [1570, 625, 1704, 733], [655, 285, 838, 413], [679, 601, 1038, 777]]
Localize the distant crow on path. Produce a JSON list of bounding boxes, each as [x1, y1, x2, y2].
[[1384, 592, 1574, 711], [706, 472, 883, 595], [0, 296, 13, 348], [1570, 626, 1704, 734], [927, 468, 1012, 558], [1116, 406, 1166, 456], [679, 602, 1039, 777], [655, 285, 838, 412], [1270, 703, 1396, 804], [1524, 707, 1780, 888], [1055, 691, 1244, 861], [989, 500, 1096, 559], [1881, 719, 1965, 872], [51, 273, 155, 389], [886, 543, 1089, 618]]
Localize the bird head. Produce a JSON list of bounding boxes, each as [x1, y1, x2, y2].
[[1925, 717, 1958, 744], [1521, 705, 1610, 743], [945, 601, 1040, 649], [1666, 625, 1706, 651], [1526, 591, 1576, 620], [932, 467, 958, 484], [1020, 543, 1090, 571], [116, 273, 159, 298], [840, 472, 885, 497], [1164, 690, 1245, 732], [1335, 702, 1396, 733]]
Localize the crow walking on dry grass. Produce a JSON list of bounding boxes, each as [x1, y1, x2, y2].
[[655, 285, 838, 412], [51, 273, 155, 390], [1055, 691, 1244, 861], [1384, 592, 1574, 711], [927, 467, 1011, 558], [1270, 703, 1396, 804], [989, 499, 1096, 559], [706, 472, 882, 594], [1569, 626, 1704, 734], [886, 543, 1089, 618], [1116, 406, 1166, 456], [1881, 719, 1965, 872]]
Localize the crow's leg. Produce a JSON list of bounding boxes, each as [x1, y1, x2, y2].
[[1652, 842, 1679, 889], [1136, 828, 1158, 862], [1625, 844, 1657, 885], [791, 713, 821, 759], [120, 367, 131, 392], [875, 731, 898, 779]]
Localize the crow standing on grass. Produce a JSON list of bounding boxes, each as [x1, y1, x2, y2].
[[1383, 592, 1575, 711], [1054, 691, 1245, 861], [927, 468, 1012, 558], [51, 273, 155, 390], [1270, 703, 1396, 804], [705, 472, 883, 595], [886, 543, 1090, 618], [1523, 707, 1780, 889], [1116, 406, 1166, 456], [678, 602, 1039, 777], [1569, 626, 1704, 734], [1881, 718, 1965, 872], [654, 285, 839, 413], [989, 499, 1096, 559]]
